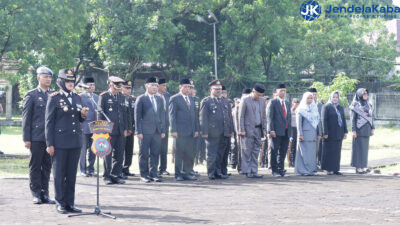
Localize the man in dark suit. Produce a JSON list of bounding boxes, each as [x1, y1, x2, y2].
[[157, 78, 171, 176], [79, 77, 98, 177], [135, 77, 166, 183], [190, 83, 205, 168], [22, 66, 55, 205], [200, 80, 234, 180], [267, 83, 291, 177], [121, 81, 136, 177], [169, 78, 199, 181], [97, 76, 129, 185]]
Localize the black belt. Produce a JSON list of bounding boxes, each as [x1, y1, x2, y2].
[[255, 124, 262, 128]]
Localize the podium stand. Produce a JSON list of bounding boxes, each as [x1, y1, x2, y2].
[[68, 120, 116, 219]]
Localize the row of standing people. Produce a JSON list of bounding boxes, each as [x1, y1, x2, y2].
[[232, 86, 375, 177]]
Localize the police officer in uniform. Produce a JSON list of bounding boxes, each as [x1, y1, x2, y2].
[[200, 80, 234, 180], [121, 80, 136, 177], [97, 76, 129, 185], [45, 69, 89, 214], [22, 66, 55, 205], [79, 77, 98, 177]]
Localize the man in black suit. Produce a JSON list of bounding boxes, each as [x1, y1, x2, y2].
[[267, 83, 291, 177], [97, 76, 129, 185], [135, 77, 166, 183], [22, 66, 55, 205], [157, 78, 171, 176], [79, 77, 98, 177], [169, 79, 199, 181]]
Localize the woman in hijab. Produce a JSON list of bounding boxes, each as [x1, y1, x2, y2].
[[294, 92, 321, 176], [45, 69, 88, 214], [350, 88, 375, 174], [321, 91, 348, 175]]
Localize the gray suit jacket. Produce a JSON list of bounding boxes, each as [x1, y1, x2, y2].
[[297, 113, 321, 141], [239, 95, 267, 137], [266, 98, 291, 137], [134, 93, 166, 135]]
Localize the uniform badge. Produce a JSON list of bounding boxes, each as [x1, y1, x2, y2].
[[63, 106, 69, 112], [38, 97, 43, 101], [108, 99, 113, 103], [109, 107, 113, 112]]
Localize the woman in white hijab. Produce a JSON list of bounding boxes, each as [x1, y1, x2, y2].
[[294, 92, 321, 176]]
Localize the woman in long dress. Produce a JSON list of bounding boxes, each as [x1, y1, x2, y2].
[[321, 91, 348, 175], [350, 88, 375, 174], [294, 92, 321, 176]]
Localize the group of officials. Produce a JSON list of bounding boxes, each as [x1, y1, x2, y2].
[[21, 64, 299, 214]]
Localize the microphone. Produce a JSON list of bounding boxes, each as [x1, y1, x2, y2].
[[77, 83, 90, 89]]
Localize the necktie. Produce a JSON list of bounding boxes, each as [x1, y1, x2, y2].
[[185, 96, 190, 109], [67, 93, 72, 104], [151, 96, 157, 112], [282, 100, 288, 129]]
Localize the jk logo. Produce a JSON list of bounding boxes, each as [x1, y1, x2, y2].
[[300, 0, 321, 21], [301, 4, 319, 15]]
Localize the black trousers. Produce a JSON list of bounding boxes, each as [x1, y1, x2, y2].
[[79, 133, 96, 174], [261, 138, 269, 168], [29, 141, 51, 197], [229, 131, 238, 166], [221, 136, 231, 175], [288, 127, 297, 167], [138, 132, 161, 178], [269, 130, 289, 173], [122, 133, 134, 174], [103, 135, 123, 179], [159, 131, 169, 172], [175, 135, 195, 176], [205, 136, 228, 176], [194, 136, 206, 164], [52, 148, 80, 207]]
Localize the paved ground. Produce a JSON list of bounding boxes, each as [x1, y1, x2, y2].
[[1, 167, 400, 225]]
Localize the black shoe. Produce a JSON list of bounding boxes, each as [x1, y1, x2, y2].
[[118, 174, 128, 180], [208, 175, 216, 180], [160, 171, 170, 175], [190, 171, 200, 177], [253, 173, 263, 178], [33, 196, 42, 204], [246, 173, 254, 178], [183, 175, 197, 181], [216, 174, 229, 179], [232, 165, 237, 169], [140, 177, 151, 183], [104, 178, 113, 185], [334, 171, 343, 176], [56, 205, 67, 214], [149, 176, 162, 182], [123, 171, 135, 177], [41, 194, 55, 204], [112, 177, 126, 184], [66, 205, 82, 213], [88, 171, 97, 177], [175, 176, 184, 181], [80, 172, 89, 177]]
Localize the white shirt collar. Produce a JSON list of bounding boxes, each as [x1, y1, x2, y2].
[[37, 86, 48, 93], [60, 89, 70, 97]]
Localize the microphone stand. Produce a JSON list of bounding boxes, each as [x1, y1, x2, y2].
[[68, 92, 116, 219]]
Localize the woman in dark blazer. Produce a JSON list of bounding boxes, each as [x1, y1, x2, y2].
[[321, 91, 348, 175], [45, 69, 88, 214]]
